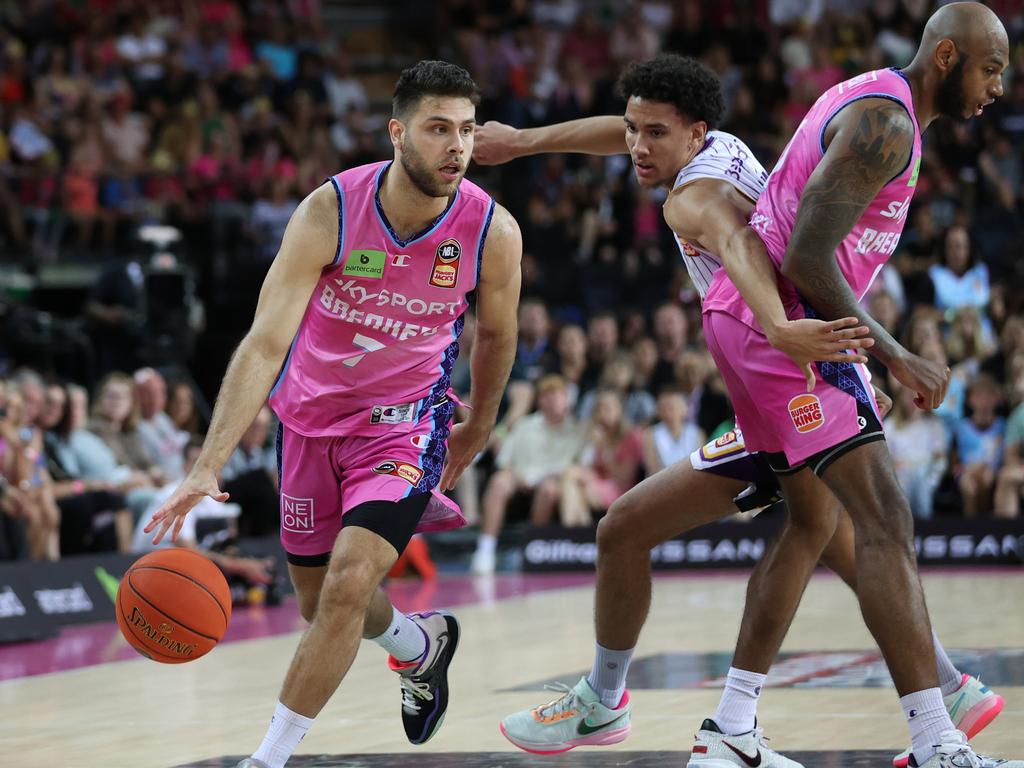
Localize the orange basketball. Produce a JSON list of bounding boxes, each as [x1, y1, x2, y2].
[[116, 548, 232, 664]]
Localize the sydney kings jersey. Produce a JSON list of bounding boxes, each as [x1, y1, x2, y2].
[[670, 131, 768, 298], [269, 161, 495, 437], [703, 68, 923, 326]]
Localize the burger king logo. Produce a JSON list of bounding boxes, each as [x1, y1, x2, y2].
[[788, 394, 824, 433]]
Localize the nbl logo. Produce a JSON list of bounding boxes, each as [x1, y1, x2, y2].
[[430, 238, 462, 288]]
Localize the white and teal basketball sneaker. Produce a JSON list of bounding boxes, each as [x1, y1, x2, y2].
[[907, 729, 1024, 767], [500, 677, 631, 754], [894, 675, 1005, 767]]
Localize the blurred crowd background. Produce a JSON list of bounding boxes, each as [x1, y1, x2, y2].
[[1, 0, 1023, 566]]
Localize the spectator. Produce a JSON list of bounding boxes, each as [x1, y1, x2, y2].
[[134, 368, 189, 481], [929, 225, 990, 319], [324, 51, 368, 120], [560, 388, 645, 526], [649, 302, 689, 392], [49, 383, 159, 523], [954, 374, 1006, 519], [89, 372, 164, 483], [166, 379, 202, 436], [471, 374, 585, 574], [643, 385, 705, 475], [578, 351, 657, 426], [0, 381, 58, 560], [511, 297, 555, 383], [40, 381, 133, 554], [581, 310, 620, 392], [221, 405, 279, 538], [85, 256, 146, 377], [886, 380, 948, 520], [552, 324, 588, 410]]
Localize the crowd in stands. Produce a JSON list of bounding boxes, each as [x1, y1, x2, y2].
[[1, 1, 1024, 566]]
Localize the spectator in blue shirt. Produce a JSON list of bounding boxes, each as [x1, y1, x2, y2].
[[954, 374, 1006, 519]]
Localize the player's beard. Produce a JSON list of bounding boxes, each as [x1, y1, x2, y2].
[[936, 55, 968, 121], [400, 136, 461, 199]]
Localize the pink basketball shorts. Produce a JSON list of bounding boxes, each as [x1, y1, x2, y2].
[[275, 403, 465, 559]]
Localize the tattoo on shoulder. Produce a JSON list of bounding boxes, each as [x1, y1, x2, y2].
[[847, 102, 913, 184]]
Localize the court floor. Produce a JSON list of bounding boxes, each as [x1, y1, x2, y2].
[[1, 569, 1021, 767]]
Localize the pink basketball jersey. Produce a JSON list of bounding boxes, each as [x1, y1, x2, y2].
[[269, 161, 495, 437], [703, 68, 923, 326]]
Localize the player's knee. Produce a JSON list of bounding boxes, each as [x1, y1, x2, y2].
[[786, 506, 837, 548], [317, 563, 383, 622], [597, 501, 641, 553], [297, 591, 320, 623]]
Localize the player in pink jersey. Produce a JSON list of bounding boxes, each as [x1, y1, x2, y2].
[[476, 53, 1004, 768], [700, 5, 1014, 767], [144, 62, 523, 768]]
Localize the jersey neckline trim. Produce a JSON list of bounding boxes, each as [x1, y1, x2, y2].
[[373, 161, 460, 248]]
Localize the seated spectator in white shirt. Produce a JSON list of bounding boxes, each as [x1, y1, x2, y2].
[[471, 374, 586, 574], [134, 368, 189, 481], [643, 385, 705, 475]]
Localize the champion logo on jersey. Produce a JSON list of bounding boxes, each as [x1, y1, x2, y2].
[[430, 238, 461, 288], [788, 394, 825, 433]]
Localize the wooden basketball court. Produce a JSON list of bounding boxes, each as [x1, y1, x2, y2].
[[1, 569, 1021, 767]]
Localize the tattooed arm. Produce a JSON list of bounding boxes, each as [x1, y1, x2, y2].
[[781, 98, 949, 408], [781, 99, 910, 364]]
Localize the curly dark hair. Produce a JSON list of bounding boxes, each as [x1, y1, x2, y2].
[[616, 54, 724, 129], [393, 60, 480, 119]]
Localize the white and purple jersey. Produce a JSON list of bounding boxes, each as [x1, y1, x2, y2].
[[670, 130, 768, 298], [269, 161, 495, 438]]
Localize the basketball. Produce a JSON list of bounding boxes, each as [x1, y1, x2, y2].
[[116, 549, 232, 664]]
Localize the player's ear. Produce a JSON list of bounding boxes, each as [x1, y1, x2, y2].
[[690, 120, 708, 149], [934, 38, 957, 72], [388, 117, 405, 150]]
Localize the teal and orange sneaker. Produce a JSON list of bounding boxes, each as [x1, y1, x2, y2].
[[893, 675, 1005, 767], [500, 677, 631, 754]]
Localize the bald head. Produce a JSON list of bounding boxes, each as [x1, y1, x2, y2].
[[908, 2, 1009, 123], [919, 2, 1008, 59]]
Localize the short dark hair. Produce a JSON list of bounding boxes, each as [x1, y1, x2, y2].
[[616, 54, 724, 130], [393, 60, 480, 119]]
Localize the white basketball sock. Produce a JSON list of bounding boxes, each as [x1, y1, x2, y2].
[[476, 534, 496, 555], [932, 630, 963, 697], [587, 643, 634, 708], [370, 606, 428, 662], [902, 687, 956, 765], [713, 666, 766, 736], [252, 701, 315, 768]]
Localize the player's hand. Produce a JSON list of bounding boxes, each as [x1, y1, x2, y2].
[[766, 317, 873, 392], [472, 121, 522, 166], [890, 352, 950, 411], [143, 467, 229, 545], [440, 420, 490, 491], [872, 385, 893, 419]]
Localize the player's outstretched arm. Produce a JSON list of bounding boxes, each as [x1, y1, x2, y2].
[[666, 180, 872, 392], [440, 204, 522, 490], [473, 116, 627, 165], [780, 99, 948, 409], [145, 183, 339, 542]]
